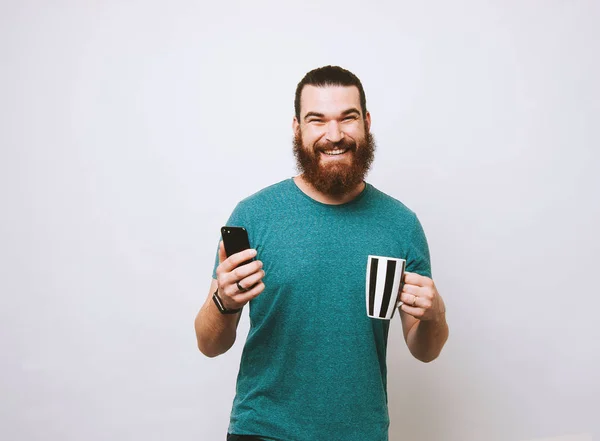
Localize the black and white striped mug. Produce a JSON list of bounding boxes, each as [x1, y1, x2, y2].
[[365, 255, 406, 320]]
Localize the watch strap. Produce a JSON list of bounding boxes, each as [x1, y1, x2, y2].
[[212, 289, 242, 314]]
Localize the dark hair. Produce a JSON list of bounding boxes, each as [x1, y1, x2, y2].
[[294, 65, 367, 121]]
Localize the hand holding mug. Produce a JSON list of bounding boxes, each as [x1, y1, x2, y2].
[[399, 272, 445, 321]]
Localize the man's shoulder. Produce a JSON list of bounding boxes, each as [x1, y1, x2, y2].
[[236, 178, 293, 208], [367, 182, 416, 217]]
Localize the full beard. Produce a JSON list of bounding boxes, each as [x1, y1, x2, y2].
[[293, 128, 376, 196]]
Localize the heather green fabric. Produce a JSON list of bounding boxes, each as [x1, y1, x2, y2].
[[213, 178, 431, 441]]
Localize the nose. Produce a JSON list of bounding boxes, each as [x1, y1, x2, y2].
[[325, 120, 344, 143]]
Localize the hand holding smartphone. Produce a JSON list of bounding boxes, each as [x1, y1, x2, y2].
[[215, 226, 264, 312]]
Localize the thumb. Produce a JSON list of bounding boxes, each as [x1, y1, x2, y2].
[[218, 240, 227, 264]]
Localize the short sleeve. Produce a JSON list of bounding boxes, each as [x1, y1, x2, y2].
[[405, 214, 432, 279], [211, 203, 247, 279]]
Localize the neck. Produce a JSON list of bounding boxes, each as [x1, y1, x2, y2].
[[293, 175, 366, 205]]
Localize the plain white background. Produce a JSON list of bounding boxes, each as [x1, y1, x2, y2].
[[1, 1, 598, 440]]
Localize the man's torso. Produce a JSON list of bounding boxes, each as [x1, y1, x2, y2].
[[214, 178, 431, 441]]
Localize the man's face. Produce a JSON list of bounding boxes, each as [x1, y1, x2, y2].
[[293, 85, 375, 196]]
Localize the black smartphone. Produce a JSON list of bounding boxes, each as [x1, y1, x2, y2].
[[221, 226, 252, 266]]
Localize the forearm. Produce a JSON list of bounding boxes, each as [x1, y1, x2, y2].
[[406, 314, 449, 363], [195, 294, 239, 358]]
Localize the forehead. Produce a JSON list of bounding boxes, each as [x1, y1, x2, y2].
[[299, 85, 362, 117]]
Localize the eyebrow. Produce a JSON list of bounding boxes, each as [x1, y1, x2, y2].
[[303, 108, 362, 121]]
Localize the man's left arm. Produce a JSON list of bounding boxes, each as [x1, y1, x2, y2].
[[399, 272, 449, 363]]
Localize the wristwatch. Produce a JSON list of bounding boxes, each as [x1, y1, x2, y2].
[[212, 289, 242, 314]]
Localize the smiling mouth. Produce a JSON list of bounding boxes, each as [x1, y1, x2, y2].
[[320, 148, 350, 156]]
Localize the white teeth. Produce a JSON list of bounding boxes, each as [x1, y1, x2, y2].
[[322, 149, 348, 155]]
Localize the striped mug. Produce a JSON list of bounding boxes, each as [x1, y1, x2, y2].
[[366, 255, 406, 320]]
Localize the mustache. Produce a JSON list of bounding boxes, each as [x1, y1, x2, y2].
[[314, 138, 357, 152]]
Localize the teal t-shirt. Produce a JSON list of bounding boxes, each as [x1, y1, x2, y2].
[[213, 178, 431, 441]]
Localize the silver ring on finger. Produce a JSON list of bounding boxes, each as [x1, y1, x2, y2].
[[236, 281, 248, 293]]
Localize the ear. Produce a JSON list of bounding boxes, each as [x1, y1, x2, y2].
[[364, 111, 372, 132], [292, 116, 300, 133]]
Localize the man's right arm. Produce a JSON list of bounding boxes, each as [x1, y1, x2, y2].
[[194, 278, 242, 357], [194, 243, 264, 357]]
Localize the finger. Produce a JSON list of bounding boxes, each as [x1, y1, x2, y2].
[[404, 272, 435, 288], [224, 260, 263, 286], [230, 282, 265, 306], [237, 269, 265, 292], [235, 280, 249, 292], [220, 261, 262, 296], [221, 248, 258, 272], [399, 292, 419, 307], [403, 272, 428, 286], [399, 303, 424, 318], [218, 240, 227, 264], [401, 283, 421, 296]]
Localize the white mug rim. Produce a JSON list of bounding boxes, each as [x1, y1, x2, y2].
[[367, 255, 406, 262]]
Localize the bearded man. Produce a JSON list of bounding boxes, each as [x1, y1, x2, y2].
[[194, 65, 449, 441]]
